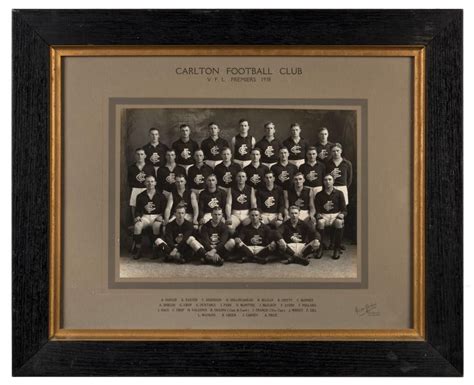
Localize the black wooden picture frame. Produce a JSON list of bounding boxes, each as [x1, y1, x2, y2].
[[12, 9, 463, 376]]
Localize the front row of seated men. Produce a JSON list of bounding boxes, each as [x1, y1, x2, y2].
[[130, 170, 347, 266]]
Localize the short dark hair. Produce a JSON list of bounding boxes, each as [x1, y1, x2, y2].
[[330, 143, 343, 151], [208, 122, 218, 127], [179, 124, 190, 130], [318, 126, 329, 133], [290, 123, 300, 129], [175, 203, 187, 213], [135, 147, 145, 153], [238, 118, 248, 125], [149, 127, 159, 133], [264, 121, 274, 128]]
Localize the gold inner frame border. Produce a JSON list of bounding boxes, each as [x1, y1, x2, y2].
[[49, 45, 425, 341]]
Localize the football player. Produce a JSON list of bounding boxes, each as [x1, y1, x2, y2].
[[277, 205, 322, 265], [315, 127, 334, 163], [128, 148, 155, 219], [314, 174, 347, 260], [299, 146, 326, 196], [243, 148, 269, 191], [198, 174, 228, 225], [325, 143, 353, 205], [257, 170, 285, 228], [172, 124, 199, 174], [187, 149, 213, 196], [224, 208, 278, 264], [231, 118, 255, 168], [142, 127, 168, 175], [155, 149, 187, 198], [198, 206, 233, 266], [131, 175, 167, 260], [282, 123, 309, 168], [214, 147, 241, 192], [154, 204, 207, 264], [225, 170, 256, 233], [163, 174, 199, 228], [201, 122, 229, 168], [271, 147, 298, 191], [255, 121, 281, 168], [284, 172, 316, 223]]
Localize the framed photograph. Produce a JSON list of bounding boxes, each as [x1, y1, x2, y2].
[[12, 10, 462, 376]]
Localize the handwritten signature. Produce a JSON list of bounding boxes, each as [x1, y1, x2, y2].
[[355, 303, 380, 316]]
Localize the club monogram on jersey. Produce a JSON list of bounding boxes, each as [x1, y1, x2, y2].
[[194, 174, 205, 185], [250, 234, 263, 245], [238, 144, 248, 156], [290, 144, 302, 154], [223, 172, 232, 183], [306, 170, 317, 181], [149, 152, 160, 164], [165, 173, 176, 184], [278, 170, 290, 183], [136, 171, 146, 183], [208, 197, 219, 208], [250, 174, 261, 185], [144, 201, 156, 213], [236, 194, 248, 204], [210, 146, 220, 156], [181, 148, 191, 159], [264, 196, 276, 208], [210, 233, 220, 244], [290, 233, 303, 243], [265, 146, 274, 157]]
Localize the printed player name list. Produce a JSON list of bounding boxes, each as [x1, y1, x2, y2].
[[157, 297, 317, 319]]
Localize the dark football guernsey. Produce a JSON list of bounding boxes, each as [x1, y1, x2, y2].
[[299, 161, 326, 188], [187, 164, 213, 190], [279, 219, 320, 244], [271, 162, 298, 191], [199, 221, 230, 252], [257, 185, 284, 214], [156, 165, 187, 193], [201, 137, 229, 161], [238, 223, 275, 247], [172, 139, 199, 166], [255, 137, 281, 164], [128, 163, 156, 188], [315, 141, 334, 163], [135, 190, 167, 217], [143, 142, 169, 168], [214, 162, 241, 189], [287, 186, 312, 211], [231, 185, 253, 211], [233, 135, 254, 161], [198, 188, 227, 217], [314, 189, 347, 216], [282, 137, 309, 161], [244, 163, 269, 190], [163, 219, 194, 248], [171, 188, 193, 214], [325, 158, 353, 187]]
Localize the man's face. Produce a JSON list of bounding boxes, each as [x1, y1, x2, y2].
[[319, 129, 329, 142], [145, 176, 156, 189], [209, 124, 220, 136], [166, 151, 176, 163], [135, 150, 146, 162], [251, 149, 261, 162], [207, 175, 217, 189], [236, 171, 247, 184], [175, 176, 186, 189], [323, 175, 334, 188], [294, 174, 305, 188], [239, 120, 249, 135], [331, 146, 342, 159], [250, 210, 261, 225], [289, 208, 299, 221], [175, 208, 186, 221], [221, 149, 231, 162], [149, 130, 159, 143], [279, 148, 289, 162], [180, 126, 190, 139], [265, 123, 275, 137], [307, 149, 317, 162], [211, 209, 223, 223], [264, 173, 275, 185], [291, 125, 301, 138], [194, 150, 204, 163]]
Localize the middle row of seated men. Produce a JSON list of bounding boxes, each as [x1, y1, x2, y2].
[[131, 169, 347, 264]]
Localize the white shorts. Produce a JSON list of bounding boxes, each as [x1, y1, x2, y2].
[[178, 164, 193, 174], [309, 186, 323, 196], [129, 187, 146, 206], [230, 210, 250, 230], [138, 214, 160, 228], [286, 243, 307, 257], [262, 162, 277, 169], [261, 212, 278, 224], [233, 159, 251, 169], [288, 159, 305, 168], [334, 185, 349, 205], [204, 159, 222, 169], [319, 213, 340, 227], [244, 245, 265, 256], [298, 210, 310, 221]]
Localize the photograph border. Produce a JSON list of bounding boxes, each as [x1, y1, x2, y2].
[[12, 9, 462, 376]]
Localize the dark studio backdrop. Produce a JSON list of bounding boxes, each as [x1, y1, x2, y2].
[[120, 108, 358, 252]]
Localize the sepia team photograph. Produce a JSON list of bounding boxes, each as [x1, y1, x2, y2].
[[120, 107, 358, 280]]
